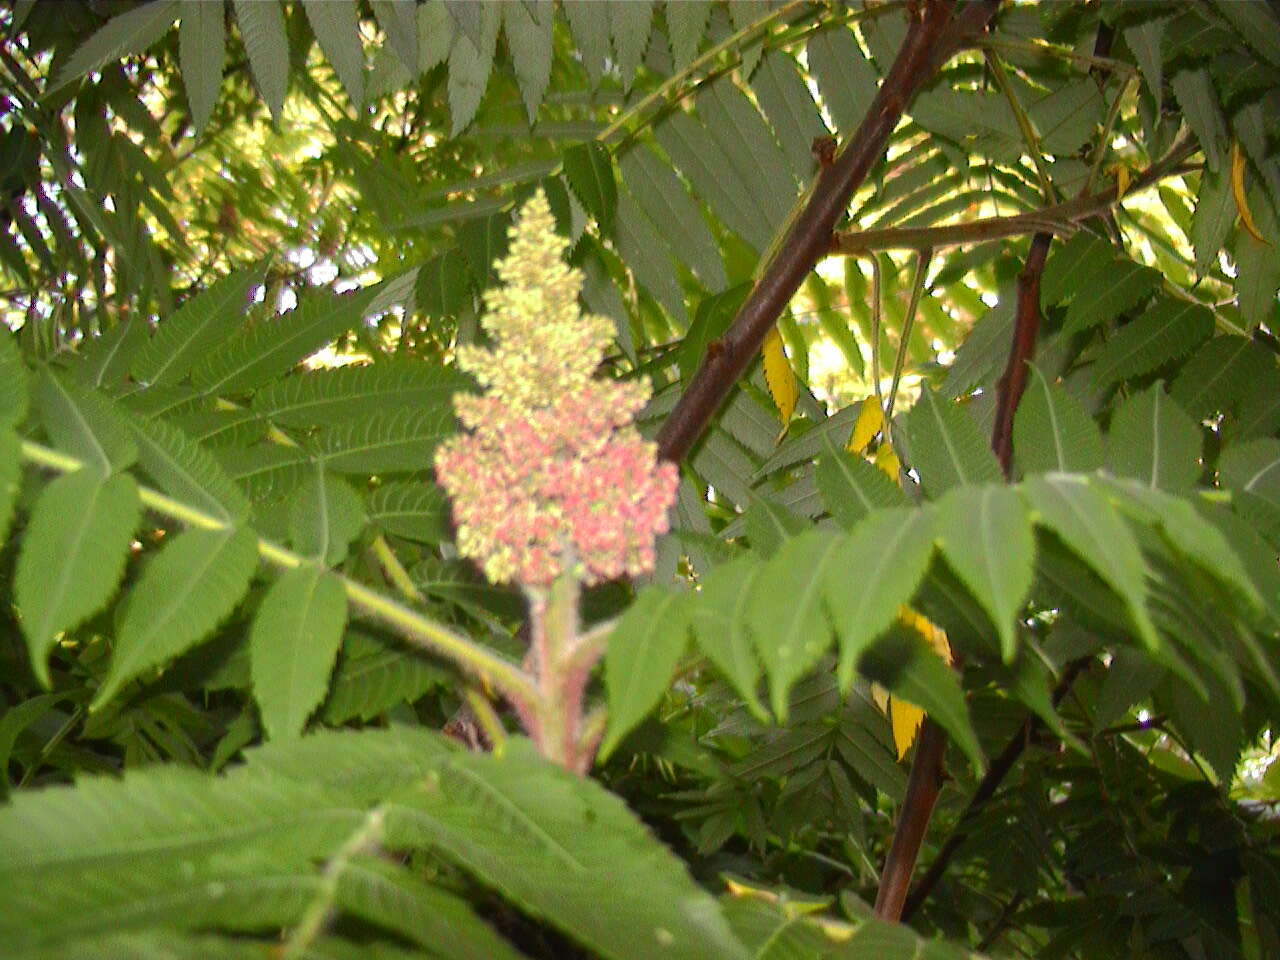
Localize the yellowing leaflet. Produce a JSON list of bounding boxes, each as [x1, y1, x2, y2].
[[762, 327, 798, 431], [878, 606, 954, 760], [847, 399, 883, 454], [1231, 141, 1268, 245]]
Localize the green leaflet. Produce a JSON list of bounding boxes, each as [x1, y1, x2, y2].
[[689, 555, 767, 719], [0, 430, 18, 546], [667, 0, 710, 67], [233, 0, 288, 120], [37, 369, 136, 477], [1040, 233, 1114, 307], [313, 406, 454, 474], [656, 110, 770, 252], [178, 0, 225, 135], [384, 740, 748, 960], [824, 507, 936, 692], [1012, 364, 1104, 475], [333, 855, 526, 960], [1107, 385, 1201, 491], [750, 531, 844, 720], [562, 140, 617, 234], [191, 284, 382, 396], [322, 631, 448, 724], [1170, 68, 1227, 173], [936, 484, 1034, 663], [447, 1, 499, 135], [697, 81, 793, 231], [132, 261, 265, 386], [618, 145, 724, 289], [367, 480, 450, 544], [1236, 188, 1280, 331], [1190, 168, 1234, 274], [1170, 334, 1274, 419], [1090, 296, 1214, 390], [615, 185, 685, 319], [600, 587, 690, 758], [252, 359, 468, 427], [609, 0, 653, 93], [130, 415, 250, 522], [503, 0, 552, 123], [805, 24, 876, 134], [902, 388, 1002, 497], [94, 526, 259, 712], [1060, 259, 1160, 338], [751, 50, 829, 185], [1022, 475, 1159, 649], [815, 435, 908, 529], [47, 0, 179, 94], [250, 565, 348, 741], [743, 495, 806, 558], [371, 0, 418, 74], [0, 329, 29, 428], [562, 0, 609, 86], [288, 469, 366, 564], [16, 471, 140, 687], [302, 0, 365, 108]]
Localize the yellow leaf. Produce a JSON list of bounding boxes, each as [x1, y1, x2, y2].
[[874, 443, 900, 482], [1111, 162, 1131, 202], [847, 399, 883, 453], [761, 328, 798, 430], [886, 607, 953, 760], [1232, 141, 1269, 245], [890, 698, 926, 761]]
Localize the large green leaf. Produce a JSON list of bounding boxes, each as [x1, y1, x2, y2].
[[191, 284, 380, 396], [94, 526, 259, 711], [446, 1, 499, 134], [936, 484, 1034, 662], [601, 586, 690, 758], [749, 530, 843, 720], [232, 0, 288, 121], [1106, 385, 1201, 491], [37, 370, 136, 476], [250, 565, 348, 741], [384, 741, 748, 960], [1012, 364, 1103, 475], [132, 262, 265, 386], [901, 388, 1002, 497], [179, 0, 225, 135], [16, 471, 140, 687], [824, 507, 936, 691], [1022, 475, 1158, 648], [0, 430, 18, 546], [48, 0, 179, 94]]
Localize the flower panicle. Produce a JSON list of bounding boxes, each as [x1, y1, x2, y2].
[[435, 190, 678, 587]]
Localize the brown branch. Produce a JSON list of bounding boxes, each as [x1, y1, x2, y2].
[[989, 230, 1052, 475], [874, 719, 948, 919], [655, 0, 1001, 465], [901, 657, 1091, 920]]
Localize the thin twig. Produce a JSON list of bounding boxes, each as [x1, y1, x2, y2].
[[883, 248, 933, 426]]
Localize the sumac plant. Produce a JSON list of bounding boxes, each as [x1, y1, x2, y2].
[[1, 1, 1280, 958]]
